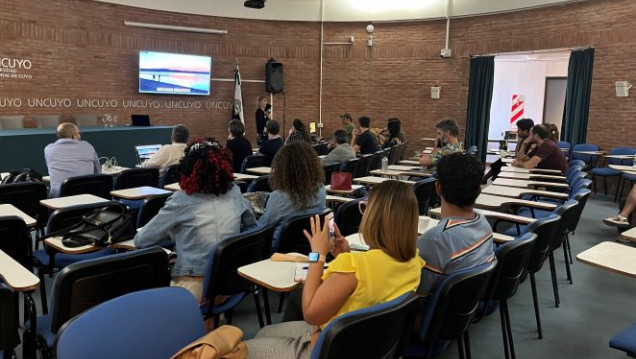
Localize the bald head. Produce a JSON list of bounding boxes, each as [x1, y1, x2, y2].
[[57, 123, 80, 139]]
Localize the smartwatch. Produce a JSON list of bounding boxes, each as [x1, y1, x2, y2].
[[308, 252, 326, 263]]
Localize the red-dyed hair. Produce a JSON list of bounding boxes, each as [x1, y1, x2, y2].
[[179, 138, 235, 195]]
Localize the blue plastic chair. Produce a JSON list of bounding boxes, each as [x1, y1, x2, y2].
[[570, 143, 600, 170], [610, 323, 636, 358], [55, 287, 205, 359], [617, 172, 636, 202], [310, 292, 422, 359], [591, 147, 636, 196], [558, 141, 570, 160]]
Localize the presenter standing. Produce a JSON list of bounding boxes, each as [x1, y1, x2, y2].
[[255, 96, 271, 147]]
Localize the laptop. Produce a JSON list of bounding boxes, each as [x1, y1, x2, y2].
[[309, 121, 317, 135], [135, 144, 162, 164], [131, 114, 151, 126]]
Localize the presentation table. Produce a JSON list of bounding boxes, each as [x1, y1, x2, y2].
[[0, 204, 37, 227], [492, 178, 569, 189], [40, 194, 109, 209], [110, 186, 171, 200], [576, 241, 636, 278], [482, 185, 568, 200]]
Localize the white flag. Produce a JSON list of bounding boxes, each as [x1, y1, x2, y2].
[[233, 68, 244, 123]]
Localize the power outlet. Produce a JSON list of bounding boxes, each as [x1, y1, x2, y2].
[[317, 122, 324, 128]]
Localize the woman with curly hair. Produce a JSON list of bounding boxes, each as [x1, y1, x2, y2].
[[134, 138, 256, 302], [258, 141, 327, 238]]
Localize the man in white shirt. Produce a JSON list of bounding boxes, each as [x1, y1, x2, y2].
[[141, 124, 189, 175]]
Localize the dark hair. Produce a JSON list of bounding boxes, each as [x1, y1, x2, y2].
[[358, 116, 371, 128], [179, 138, 234, 195], [171, 124, 189, 144], [292, 119, 311, 142], [340, 113, 352, 122], [531, 124, 550, 139], [545, 123, 559, 141], [266, 120, 280, 135], [228, 120, 245, 138], [333, 130, 348, 145], [436, 153, 483, 208], [516, 118, 534, 131], [435, 118, 459, 137], [270, 141, 324, 209], [387, 117, 401, 138]]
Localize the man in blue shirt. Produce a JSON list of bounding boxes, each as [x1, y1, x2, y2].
[[44, 122, 101, 197]]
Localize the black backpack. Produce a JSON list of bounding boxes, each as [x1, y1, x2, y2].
[[1, 168, 43, 185]]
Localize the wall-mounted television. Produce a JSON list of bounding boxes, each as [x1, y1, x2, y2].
[[139, 51, 211, 96]]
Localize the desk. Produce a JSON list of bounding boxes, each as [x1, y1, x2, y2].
[[609, 164, 636, 174], [604, 155, 635, 160], [501, 166, 563, 175], [398, 160, 421, 166], [619, 227, 636, 242], [40, 194, 109, 210], [238, 256, 304, 292], [493, 178, 569, 189], [246, 167, 271, 175], [482, 185, 568, 200], [354, 176, 415, 186], [497, 172, 566, 181], [573, 150, 605, 156], [110, 186, 171, 200], [370, 169, 432, 179], [388, 165, 421, 171], [502, 158, 514, 164], [576, 241, 636, 278], [234, 173, 259, 181], [429, 207, 536, 225], [326, 195, 354, 203], [165, 182, 181, 191], [45, 236, 99, 254], [0, 204, 37, 227], [0, 249, 40, 291], [475, 194, 557, 211], [325, 184, 364, 195]]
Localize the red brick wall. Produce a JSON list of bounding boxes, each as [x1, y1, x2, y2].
[[1, 0, 634, 151]]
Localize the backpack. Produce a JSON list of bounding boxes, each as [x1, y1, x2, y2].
[[0, 168, 43, 185]]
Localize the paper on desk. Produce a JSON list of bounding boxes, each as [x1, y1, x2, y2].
[[294, 262, 328, 282]]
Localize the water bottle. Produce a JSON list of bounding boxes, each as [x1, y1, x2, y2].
[[381, 156, 388, 171]]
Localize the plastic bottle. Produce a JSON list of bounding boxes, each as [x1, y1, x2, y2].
[[381, 156, 388, 171]]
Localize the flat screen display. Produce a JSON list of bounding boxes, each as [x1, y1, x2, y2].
[[139, 51, 211, 96]]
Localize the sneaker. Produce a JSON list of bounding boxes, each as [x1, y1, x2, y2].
[[603, 215, 630, 228]]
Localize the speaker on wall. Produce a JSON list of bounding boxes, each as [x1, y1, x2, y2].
[[266, 61, 283, 93]]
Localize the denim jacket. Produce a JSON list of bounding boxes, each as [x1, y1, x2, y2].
[[133, 186, 256, 277]]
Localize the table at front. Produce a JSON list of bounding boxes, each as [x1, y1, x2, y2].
[[493, 178, 569, 190], [497, 172, 566, 181], [481, 185, 568, 200], [576, 241, 636, 278], [0, 204, 38, 227], [246, 167, 271, 175], [475, 194, 557, 211], [40, 194, 109, 210]]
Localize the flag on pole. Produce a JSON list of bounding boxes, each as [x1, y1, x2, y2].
[[233, 67, 244, 123]]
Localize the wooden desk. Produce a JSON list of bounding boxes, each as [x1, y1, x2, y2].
[[502, 158, 514, 164], [429, 207, 536, 225], [165, 182, 181, 191], [398, 160, 421, 166], [573, 150, 604, 156], [482, 185, 568, 200], [246, 167, 271, 175], [501, 166, 563, 175], [475, 194, 557, 211], [576, 241, 636, 278], [619, 227, 636, 242], [497, 172, 566, 181], [235, 173, 259, 181], [326, 195, 354, 203], [40, 194, 109, 210], [110, 239, 137, 250], [238, 255, 305, 292], [44, 236, 99, 254], [0, 204, 37, 227], [609, 164, 636, 174], [492, 178, 569, 189], [110, 186, 172, 200], [604, 155, 635, 160], [354, 176, 415, 186], [0, 249, 40, 291], [42, 166, 128, 183], [369, 169, 432, 179], [325, 184, 364, 195], [388, 165, 421, 171]]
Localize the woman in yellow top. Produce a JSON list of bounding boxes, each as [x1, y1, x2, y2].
[[245, 180, 425, 359]]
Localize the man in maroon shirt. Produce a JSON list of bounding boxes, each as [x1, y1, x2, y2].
[[512, 124, 568, 174]]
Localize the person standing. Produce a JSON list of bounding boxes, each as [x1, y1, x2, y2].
[[44, 122, 101, 197], [255, 96, 271, 147], [340, 113, 355, 144], [226, 120, 253, 173]]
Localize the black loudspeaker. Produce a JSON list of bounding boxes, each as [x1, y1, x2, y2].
[[266, 61, 283, 93]]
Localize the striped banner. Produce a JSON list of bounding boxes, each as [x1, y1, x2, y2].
[[510, 94, 525, 125]]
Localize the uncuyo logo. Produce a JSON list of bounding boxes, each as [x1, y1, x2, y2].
[[0, 57, 32, 69]]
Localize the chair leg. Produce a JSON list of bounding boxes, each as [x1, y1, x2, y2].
[[457, 335, 466, 359], [530, 273, 543, 339], [463, 331, 472, 359], [592, 174, 597, 194], [565, 233, 574, 265], [548, 253, 560, 307], [499, 303, 510, 359], [252, 288, 265, 328], [38, 270, 48, 314], [603, 176, 608, 196], [615, 177, 623, 203], [276, 292, 286, 313], [502, 301, 517, 359], [262, 287, 272, 325], [562, 243, 573, 284]]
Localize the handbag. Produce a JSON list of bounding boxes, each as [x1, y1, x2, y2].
[[330, 171, 352, 191], [59, 205, 136, 248], [170, 325, 247, 359]]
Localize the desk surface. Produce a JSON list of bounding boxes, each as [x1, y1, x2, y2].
[[475, 193, 557, 211], [428, 207, 536, 225], [354, 176, 415, 186], [0, 204, 37, 227], [388, 165, 422, 171], [398, 160, 421, 166], [238, 255, 305, 292], [45, 236, 99, 254], [40, 194, 109, 209], [482, 185, 568, 200], [165, 182, 181, 191], [325, 184, 364, 195], [604, 155, 635, 160], [497, 172, 566, 181], [501, 166, 563, 175], [576, 241, 636, 278], [492, 178, 569, 189], [246, 167, 271, 175], [110, 186, 171, 200], [619, 227, 636, 242], [0, 250, 40, 291], [609, 164, 636, 173], [326, 195, 354, 203], [234, 173, 259, 181], [573, 150, 604, 155]]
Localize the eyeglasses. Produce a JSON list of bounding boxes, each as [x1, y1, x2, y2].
[[358, 200, 368, 215]]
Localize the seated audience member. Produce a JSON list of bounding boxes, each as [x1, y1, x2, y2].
[[134, 139, 256, 302], [226, 120, 253, 173], [512, 124, 568, 174], [418, 118, 462, 172], [418, 153, 495, 295], [604, 186, 636, 231], [379, 117, 406, 148], [483, 118, 535, 182], [141, 124, 189, 175], [258, 141, 327, 238], [321, 130, 356, 166], [44, 122, 101, 197], [286, 119, 312, 145], [246, 180, 425, 358], [258, 120, 284, 166], [352, 116, 380, 154]]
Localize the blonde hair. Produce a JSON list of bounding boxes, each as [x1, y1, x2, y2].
[[360, 181, 418, 262]]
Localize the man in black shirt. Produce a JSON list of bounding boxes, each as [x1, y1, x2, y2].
[[352, 116, 379, 155], [258, 120, 284, 166]]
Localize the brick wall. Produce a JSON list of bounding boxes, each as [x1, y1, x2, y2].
[[1, 0, 634, 151]]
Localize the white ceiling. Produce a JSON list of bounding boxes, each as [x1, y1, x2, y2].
[[92, 0, 585, 22]]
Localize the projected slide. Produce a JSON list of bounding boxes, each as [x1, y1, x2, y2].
[[139, 51, 211, 96]]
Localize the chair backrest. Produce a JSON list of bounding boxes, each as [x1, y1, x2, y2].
[[0, 285, 19, 353], [569, 159, 586, 168], [0, 181, 48, 223], [571, 143, 600, 167], [566, 188, 591, 233], [55, 287, 204, 359], [571, 178, 592, 193], [484, 233, 536, 303], [558, 141, 570, 159], [46, 200, 124, 234], [323, 163, 341, 185], [549, 199, 579, 251], [248, 175, 271, 192], [566, 165, 583, 178], [276, 209, 332, 254], [0, 115, 25, 129], [334, 198, 365, 236], [607, 147, 636, 165], [412, 178, 437, 215], [161, 164, 181, 187], [202, 225, 275, 316], [115, 168, 159, 189], [567, 171, 586, 187], [0, 216, 33, 270], [136, 193, 171, 228], [240, 154, 267, 174], [34, 115, 62, 128], [368, 152, 383, 172], [522, 214, 561, 273], [49, 247, 170, 333], [355, 154, 373, 177], [59, 174, 113, 198], [339, 158, 359, 175], [74, 114, 99, 127], [418, 261, 497, 344], [311, 292, 422, 359]]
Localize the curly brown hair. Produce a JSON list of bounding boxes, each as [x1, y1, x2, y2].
[[269, 141, 325, 209]]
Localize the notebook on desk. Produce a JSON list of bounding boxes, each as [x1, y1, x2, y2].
[[134, 144, 161, 164]]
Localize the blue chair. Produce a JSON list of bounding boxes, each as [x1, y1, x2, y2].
[[570, 143, 600, 170], [558, 141, 570, 160], [55, 287, 205, 359], [591, 147, 636, 196], [247, 175, 271, 192], [311, 292, 422, 359], [610, 323, 636, 358], [0, 285, 19, 359], [617, 172, 636, 202], [240, 154, 267, 174], [412, 178, 437, 216], [334, 198, 365, 237]]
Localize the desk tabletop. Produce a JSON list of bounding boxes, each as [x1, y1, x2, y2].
[[604, 155, 635, 160], [428, 207, 536, 225], [234, 173, 259, 181], [0, 249, 40, 291], [354, 176, 415, 186], [325, 184, 364, 195], [475, 193, 557, 211], [609, 164, 636, 173], [492, 178, 569, 189], [110, 239, 137, 250], [501, 158, 514, 164], [576, 241, 636, 278], [40, 194, 109, 210], [398, 160, 421, 166], [482, 185, 569, 200], [326, 195, 354, 203], [45, 236, 99, 254], [0, 204, 37, 227], [388, 165, 421, 171], [110, 186, 172, 200], [619, 227, 636, 242], [165, 182, 181, 191], [497, 172, 566, 181], [238, 255, 305, 292], [501, 166, 563, 174], [573, 150, 604, 155], [246, 167, 271, 175]]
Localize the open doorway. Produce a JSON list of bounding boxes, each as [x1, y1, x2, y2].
[[543, 77, 567, 133]]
